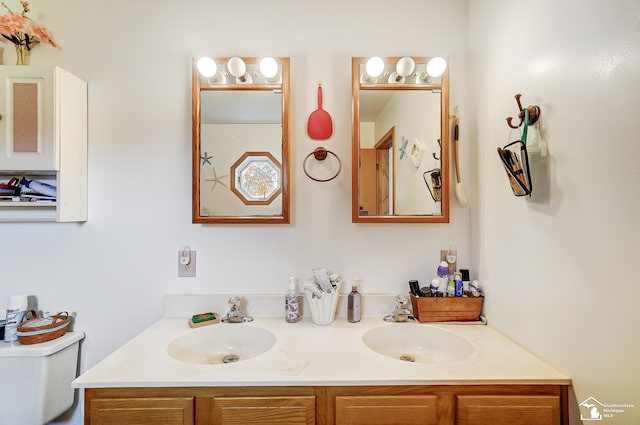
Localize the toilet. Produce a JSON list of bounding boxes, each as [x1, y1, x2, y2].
[[0, 331, 84, 424]]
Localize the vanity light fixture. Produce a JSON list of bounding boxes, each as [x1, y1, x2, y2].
[[227, 57, 252, 83], [362, 56, 385, 82], [197, 57, 216, 77], [389, 56, 416, 83], [417, 56, 448, 83], [197, 56, 225, 83], [426, 56, 447, 78], [196, 56, 282, 84], [259, 57, 280, 82]]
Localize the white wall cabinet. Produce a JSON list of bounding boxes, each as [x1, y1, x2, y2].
[[0, 65, 87, 222]]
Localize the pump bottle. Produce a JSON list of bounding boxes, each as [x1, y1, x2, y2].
[[285, 277, 300, 323], [347, 279, 362, 323]]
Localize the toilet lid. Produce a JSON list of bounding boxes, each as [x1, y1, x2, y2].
[[0, 331, 84, 357]]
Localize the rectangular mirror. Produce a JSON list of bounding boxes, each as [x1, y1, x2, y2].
[[352, 56, 449, 223], [192, 57, 290, 224]]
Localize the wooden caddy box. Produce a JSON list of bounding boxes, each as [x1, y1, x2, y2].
[[410, 294, 484, 322]]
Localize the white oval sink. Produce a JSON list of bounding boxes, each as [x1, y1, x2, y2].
[[167, 325, 276, 365], [362, 324, 474, 363]]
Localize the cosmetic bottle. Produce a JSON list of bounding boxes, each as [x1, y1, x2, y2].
[[454, 271, 463, 297], [430, 278, 441, 297], [4, 295, 27, 343], [285, 277, 301, 323], [347, 280, 361, 323], [460, 269, 470, 296], [437, 261, 449, 296]]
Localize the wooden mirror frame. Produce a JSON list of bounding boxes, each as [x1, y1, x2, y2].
[[192, 57, 290, 224], [351, 56, 450, 223]]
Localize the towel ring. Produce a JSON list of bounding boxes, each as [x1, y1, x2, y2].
[[303, 147, 342, 182]]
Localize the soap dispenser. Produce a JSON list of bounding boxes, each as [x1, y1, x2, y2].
[[285, 277, 301, 323], [347, 279, 362, 323]]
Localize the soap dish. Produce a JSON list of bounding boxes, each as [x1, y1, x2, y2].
[[188, 312, 220, 328]]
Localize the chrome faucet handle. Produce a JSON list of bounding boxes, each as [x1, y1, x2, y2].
[[222, 296, 253, 323], [228, 296, 241, 311], [383, 294, 416, 322], [395, 294, 410, 309]]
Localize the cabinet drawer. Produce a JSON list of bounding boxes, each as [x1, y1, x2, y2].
[[457, 395, 560, 425], [335, 395, 438, 425], [213, 396, 315, 425], [89, 397, 195, 425]]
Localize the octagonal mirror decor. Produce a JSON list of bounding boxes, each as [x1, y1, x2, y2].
[[230, 152, 282, 205]]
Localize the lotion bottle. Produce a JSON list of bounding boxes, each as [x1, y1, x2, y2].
[[285, 277, 300, 323], [347, 279, 361, 323]]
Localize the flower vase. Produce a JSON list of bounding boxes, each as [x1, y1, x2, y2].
[[15, 44, 31, 65]]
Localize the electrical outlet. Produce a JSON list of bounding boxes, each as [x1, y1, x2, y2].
[[178, 251, 196, 277]]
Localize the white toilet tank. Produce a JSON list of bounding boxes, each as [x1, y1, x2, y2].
[[0, 331, 84, 424]]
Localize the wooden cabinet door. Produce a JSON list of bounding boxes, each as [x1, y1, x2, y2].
[[335, 395, 438, 425], [457, 395, 560, 425], [88, 397, 195, 425], [359, 148, 377, 215], [213, 396, 315, 425]]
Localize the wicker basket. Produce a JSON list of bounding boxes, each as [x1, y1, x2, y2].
[[17, 311, 70, 345]]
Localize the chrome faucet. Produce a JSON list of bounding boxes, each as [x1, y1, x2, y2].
[[222, 296, 253, 323], [384, 294, 416, 322]]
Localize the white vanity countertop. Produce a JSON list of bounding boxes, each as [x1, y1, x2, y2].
[[72, 316, 570, 388]]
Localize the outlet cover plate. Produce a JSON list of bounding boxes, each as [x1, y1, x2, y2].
[[178, 251, 196, 277]]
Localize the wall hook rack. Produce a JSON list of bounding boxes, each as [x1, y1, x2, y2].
[[432, 138, 441, 161], [506, 94, 540, 129]]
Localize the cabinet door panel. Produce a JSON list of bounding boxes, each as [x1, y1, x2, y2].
[[457, 395, 560, 425], [214, 396, 315, 425], [335, 395, 438, 425], [89, 397, 194, 425], [0, 66, 55, 170]]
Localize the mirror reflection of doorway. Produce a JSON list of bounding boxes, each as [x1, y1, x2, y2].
[[360, 127, 394, 215]]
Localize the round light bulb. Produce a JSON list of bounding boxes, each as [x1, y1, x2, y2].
[[426, 56, 447, 78], [197, 57, 217, 78], [396, 57, 416, 78], [227, 57, 247, 78], [365, 56, 385, 78], [259, 57, 279, 79]]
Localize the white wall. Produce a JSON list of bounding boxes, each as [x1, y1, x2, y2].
[[469, 0, 640, 423], [0, 1, 470, 423]]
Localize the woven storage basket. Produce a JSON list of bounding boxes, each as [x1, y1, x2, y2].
[[17, 311, 69, 344]]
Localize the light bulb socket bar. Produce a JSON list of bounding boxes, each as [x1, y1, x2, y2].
[[359, 56, 448, 85], [196, 56, 282, 85]]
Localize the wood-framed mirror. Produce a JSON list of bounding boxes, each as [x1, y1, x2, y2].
[[192, 56, 290, 224], [351, 56, 449, 223]]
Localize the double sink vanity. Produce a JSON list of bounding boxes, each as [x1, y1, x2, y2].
[[72, 54, 571, 424], [73, 294, 571, 425]]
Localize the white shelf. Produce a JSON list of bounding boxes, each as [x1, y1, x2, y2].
[[0, 200, 57, 207]]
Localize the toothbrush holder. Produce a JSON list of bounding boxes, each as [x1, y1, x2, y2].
[[304, 279, 341, 325]]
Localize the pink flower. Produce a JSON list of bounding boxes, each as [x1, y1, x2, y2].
[[0, 12, 27, 37], [0, 1, 58, 49], [29, 24, 56, 48]]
